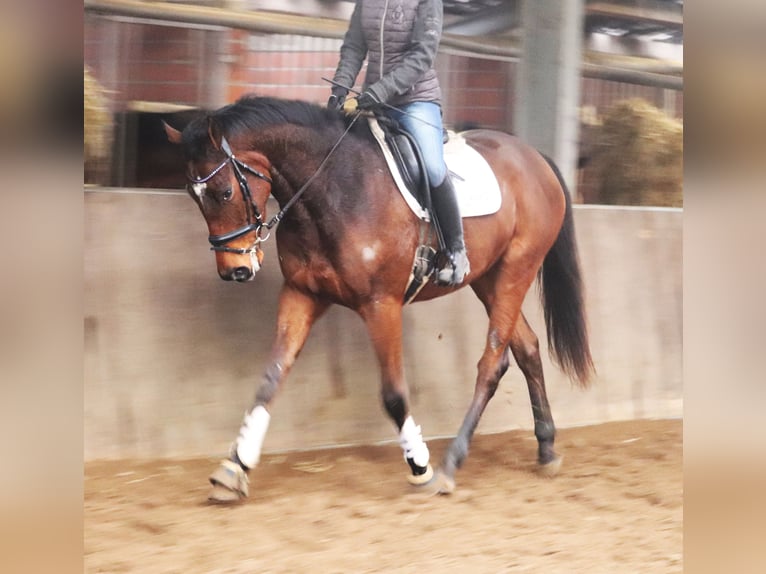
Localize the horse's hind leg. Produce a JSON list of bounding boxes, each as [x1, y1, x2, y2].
[[509, 313, 562, 476], [438, 275, 530, 490], [438, 257, 559, 491], [208, 285, 328, 503], [438, 335, 511, 492]]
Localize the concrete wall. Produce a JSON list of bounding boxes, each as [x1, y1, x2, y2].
[[84, 190, 682, 460]]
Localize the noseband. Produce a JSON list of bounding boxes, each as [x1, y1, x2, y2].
[[189, 136, 273, 254]]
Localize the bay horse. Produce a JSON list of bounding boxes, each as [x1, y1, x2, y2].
[[164, 95, 593, 502]]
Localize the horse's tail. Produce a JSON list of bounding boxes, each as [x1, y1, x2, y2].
[[537, 156, 594, 388]]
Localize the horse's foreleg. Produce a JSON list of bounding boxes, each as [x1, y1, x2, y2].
[[509, 313, 561, 475], [208, 286, 328, 503], [360, 298, 433, 486]]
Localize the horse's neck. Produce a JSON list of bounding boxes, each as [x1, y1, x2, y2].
[[243, 134, 321, 248], [260, 126, 327, 204], [260, 122, 411, 267], [262, 123, 367, 225]]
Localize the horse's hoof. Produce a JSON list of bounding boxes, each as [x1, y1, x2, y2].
[[406, 463, 434, 486], [536, 454, 563, 478], [409, 467, 455, 496], [432, 468, 456, 495], [208, 483, 246, 504], [207, 459, 249, 504]]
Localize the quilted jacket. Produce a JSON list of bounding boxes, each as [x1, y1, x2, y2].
[[332, 0, 443, 107]]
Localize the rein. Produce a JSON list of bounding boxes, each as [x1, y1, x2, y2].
[[263, 112, 361, 231], [190, 113, 361, 254]]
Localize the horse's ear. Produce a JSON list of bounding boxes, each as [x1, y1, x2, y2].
[[207, 118, 223, 151], [163, 121, 183, 145]]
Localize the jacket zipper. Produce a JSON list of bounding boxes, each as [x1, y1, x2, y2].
[[380, 0, 389, 79]]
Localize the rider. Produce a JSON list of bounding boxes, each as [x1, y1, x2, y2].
[[327, 0, 469, 286]]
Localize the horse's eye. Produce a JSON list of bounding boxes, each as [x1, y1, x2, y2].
[[222, 188, 233, 201]]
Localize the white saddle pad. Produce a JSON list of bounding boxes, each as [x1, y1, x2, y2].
[[368, 117, 502, 221]]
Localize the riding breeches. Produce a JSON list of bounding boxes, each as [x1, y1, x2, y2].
[[382, 101, 447, 187]]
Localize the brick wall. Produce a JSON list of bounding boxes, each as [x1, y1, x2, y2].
[[441, 54, 514, 131], [84, 14, 682, 192], [226, 33, 346, 103], [86, 14, 681, 123]]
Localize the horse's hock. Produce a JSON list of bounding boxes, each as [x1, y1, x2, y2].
[[84, 191, 682, 460]]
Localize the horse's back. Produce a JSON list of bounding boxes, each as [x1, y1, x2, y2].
[[459, 129, 567, 247], [460, 129, 562, 194]]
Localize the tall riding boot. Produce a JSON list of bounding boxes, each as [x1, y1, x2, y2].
[[431, 175, 470, 286]]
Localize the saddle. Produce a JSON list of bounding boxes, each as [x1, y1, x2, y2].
[[372, 115, 440, 303], [367, 115, 502, 303], [374, 115, 433, 212]]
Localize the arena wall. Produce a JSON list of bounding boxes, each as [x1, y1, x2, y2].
[[84, 190, 682, 459]]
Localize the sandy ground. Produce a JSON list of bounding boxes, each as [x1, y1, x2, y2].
[[84, 419, 681, 573]]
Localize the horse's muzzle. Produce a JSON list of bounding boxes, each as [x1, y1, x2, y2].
[[221, 266, 255, 282]]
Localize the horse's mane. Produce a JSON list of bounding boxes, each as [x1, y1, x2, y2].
[[182, 95, 368, 159]]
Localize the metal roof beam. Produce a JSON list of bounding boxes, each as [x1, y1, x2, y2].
[[586, 1, 683, 27]]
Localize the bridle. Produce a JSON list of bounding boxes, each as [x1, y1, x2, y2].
[[188, 136, 273, 255], [188, 113, 361, 257]]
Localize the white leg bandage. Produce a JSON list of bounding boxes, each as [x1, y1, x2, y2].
[[399, 415, 430, 468], [234, 405, 271, 469]]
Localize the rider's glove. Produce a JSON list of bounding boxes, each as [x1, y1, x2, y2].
[[326, 86, 348, 111], [355, 89, 382, 111]]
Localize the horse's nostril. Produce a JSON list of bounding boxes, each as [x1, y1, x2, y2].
[[232, 266, 252, 281]]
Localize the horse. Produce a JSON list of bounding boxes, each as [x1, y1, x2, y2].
[[164, 95, 593, 503]]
